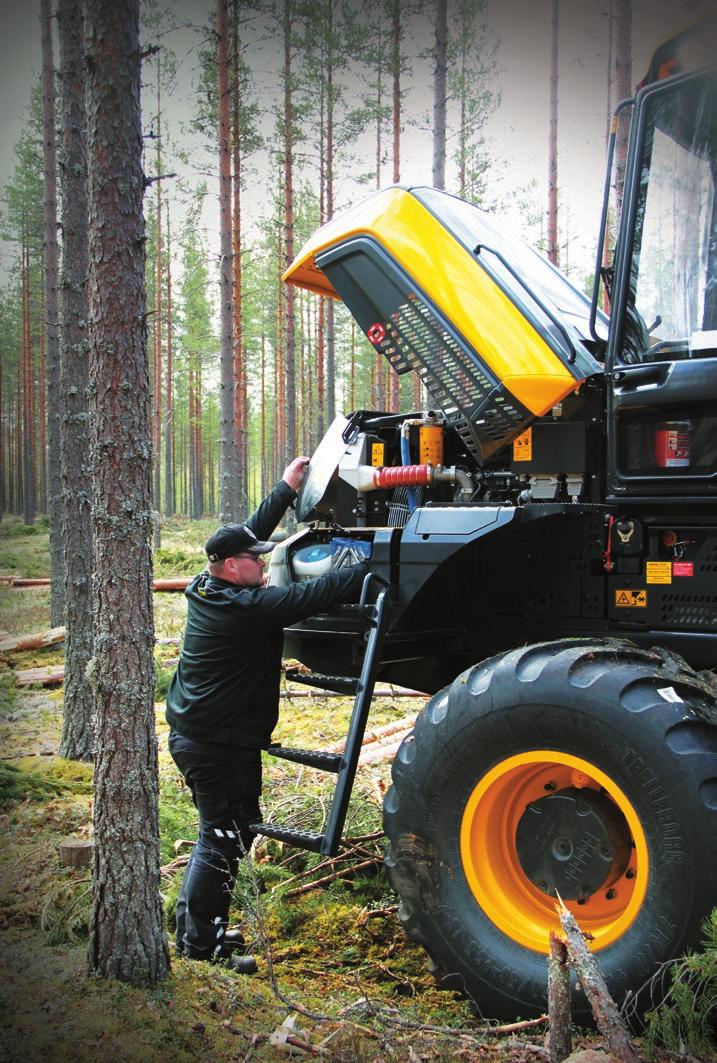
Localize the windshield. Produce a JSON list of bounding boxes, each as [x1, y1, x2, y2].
[[619, 72, 717, 363]]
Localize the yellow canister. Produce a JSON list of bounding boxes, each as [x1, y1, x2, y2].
[[419, 424, 444, 466]]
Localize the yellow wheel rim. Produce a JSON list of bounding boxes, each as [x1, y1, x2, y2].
[[459, 751, 649, 953]]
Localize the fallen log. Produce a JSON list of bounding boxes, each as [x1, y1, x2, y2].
[[558, 902, 639, 1063], [152, 577, 192, 592], [0, 576, 192, 592], [326, 713, 418, 753], [0, 626, 65, 653], [15, 665, 65, 687], [0, 577, 50, 587]]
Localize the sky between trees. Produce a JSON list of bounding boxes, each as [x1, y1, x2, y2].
[[0, 0, 697, 287]]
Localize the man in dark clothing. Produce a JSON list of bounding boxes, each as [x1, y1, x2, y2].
[[166, 457, 368, 971]]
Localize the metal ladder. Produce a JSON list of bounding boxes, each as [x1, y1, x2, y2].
[[250, 573, 391, 856]]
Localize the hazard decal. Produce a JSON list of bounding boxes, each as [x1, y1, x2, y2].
[[371, 443, 384, 467], [512, 428, 532, 462], [646, 561, 672, 584], [615, 589, 647, 608]]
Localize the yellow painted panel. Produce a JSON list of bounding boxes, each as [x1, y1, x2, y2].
[[284, 187, 579, 417]]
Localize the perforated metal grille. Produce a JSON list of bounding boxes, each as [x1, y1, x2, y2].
[[659, 593, 717, 628], [377, 294, 525, 460]]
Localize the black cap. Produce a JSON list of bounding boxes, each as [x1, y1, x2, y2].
[[204, 524, 275, 562]]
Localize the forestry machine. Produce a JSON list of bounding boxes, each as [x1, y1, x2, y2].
[[254, 22, 717, 1019]]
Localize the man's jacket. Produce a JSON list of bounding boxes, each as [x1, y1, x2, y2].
[[166, 480, 368, 747]]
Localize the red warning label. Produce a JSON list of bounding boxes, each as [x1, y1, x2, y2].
[[673, 561, 694, 577]]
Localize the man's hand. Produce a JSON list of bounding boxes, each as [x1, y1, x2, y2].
[[282, 456, 311, 492]]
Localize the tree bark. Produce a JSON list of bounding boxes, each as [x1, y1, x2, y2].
[[283, 0, 297, 467], [84, 0, 169, 985], [231, 0, 247, 520], [548, 931, 572, 1062], [547, 0, 560, 265], [22, 237, 35, 526], [217, 0, 235, 522], [432, 0, 447, 190], [559, 905, 638, 1063], [324, 0, 335, 426], [392, 0, 400, 185], [153, 59, 162, 544], [602, 0, 614, 313], [614, 0, 632, 224], [164, 213, 174, 516], [57, 0, 94, 763]]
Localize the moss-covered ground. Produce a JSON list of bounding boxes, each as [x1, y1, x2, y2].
[[0, 517, 701, 1061]]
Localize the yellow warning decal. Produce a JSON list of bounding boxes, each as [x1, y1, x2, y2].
[[513, 428, 532, 462], [646, 561, 672, 585], [371, 443, 384, 467], [615, 589, 647, 608]]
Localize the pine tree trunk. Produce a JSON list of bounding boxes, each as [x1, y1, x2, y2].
[[58, 0, 94, 763], [41, 0, 64, 614], [22, 237, 35, 526], [614, 0, 632, 224], [84, 0, 168, 985], [164, 214, 174, 516], [217, 0, 235, 521], [547, 0, 560, 265], [38, 304, 48, 513], [283, 0, 297, 466], [375, 20, 382, 190], [0, 361, 4, 520], [232, 0, 247, 519], [392, 0, 400, 185], [432, 0, 447, 190], [602, 0, 614, 313], [324, 0, 335, 426], [153, 61, 162, 544]]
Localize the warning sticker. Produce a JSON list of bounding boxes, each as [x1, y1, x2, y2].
[[657, 687, 684, 704], [371, 443, 384, 468], [512, 429, 532, 462], [615, 589, 647, 608], [673, 561, 694, 577], [646, 561, 672, 584]]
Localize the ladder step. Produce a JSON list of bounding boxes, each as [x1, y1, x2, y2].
[[284, 669, 359, 695], [250, 823, 324, 853], [267, 745, 343, 772]]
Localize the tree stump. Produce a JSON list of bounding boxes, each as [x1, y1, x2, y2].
[[57, 839, 93, 869]]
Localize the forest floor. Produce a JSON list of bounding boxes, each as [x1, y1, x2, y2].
[[0, 518, 707, 1063]]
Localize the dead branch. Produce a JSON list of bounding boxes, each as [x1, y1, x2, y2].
[[559, 901, 639, 1062], [325, 713, 418, 752], [483, 1015, 549, 1036], [160, 854, 190, 876], [548, 930, 572, 1062], [283, 857, 381, 898]]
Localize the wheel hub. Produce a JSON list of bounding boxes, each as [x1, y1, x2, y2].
[[515, 788, 631, 900]]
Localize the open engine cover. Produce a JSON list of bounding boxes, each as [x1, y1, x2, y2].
[[284, 186, 604, 462]]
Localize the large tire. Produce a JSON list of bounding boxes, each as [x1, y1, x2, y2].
[[383, 639, 717, 1020]]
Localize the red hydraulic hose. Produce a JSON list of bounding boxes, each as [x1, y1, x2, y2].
[[373, 464, 433, 488]]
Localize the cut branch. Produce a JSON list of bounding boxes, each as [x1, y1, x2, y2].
[[558, 902, 639, 1062], [548, 930, 572, 1062]]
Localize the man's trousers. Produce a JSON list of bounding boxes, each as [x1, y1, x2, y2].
[[168, 732, 261, 959]]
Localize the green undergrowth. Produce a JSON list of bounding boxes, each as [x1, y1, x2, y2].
[[0, 760, 92, 806], [643, 909, 717, 1059]]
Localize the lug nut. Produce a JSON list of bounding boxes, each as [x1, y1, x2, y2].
[[606, 889, 617, 900], [625, 868, 635, 879], [544, 781, 557, 792]]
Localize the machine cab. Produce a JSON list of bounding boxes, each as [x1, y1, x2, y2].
[[607, 42, 717, 501]]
